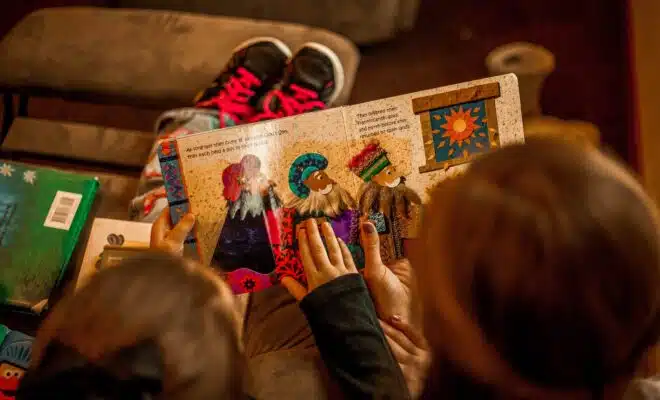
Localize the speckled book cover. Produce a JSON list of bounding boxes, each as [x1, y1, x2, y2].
[[0, 162, 99, 312], [158, 74, 524, 294]]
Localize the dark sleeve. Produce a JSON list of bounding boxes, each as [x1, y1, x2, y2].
[[300, 274, 411, 399]]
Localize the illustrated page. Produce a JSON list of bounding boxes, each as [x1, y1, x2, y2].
[[163, 74, 523, 293], [343, 74, 523, 263], [172, 108, 360, 293]]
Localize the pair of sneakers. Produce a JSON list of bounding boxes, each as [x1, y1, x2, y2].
[[194, 37, 344, 128]]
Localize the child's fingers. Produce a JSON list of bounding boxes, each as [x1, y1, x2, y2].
[[388, 317, 429, 351], [150, 208, 173, 247], [320, 221, 343, 267], [388, 258, 412, 275], [338, 238, 358, 273], [361, 222, 385, 277], [383, 328, 410, 363], [167, 213, 196, 245], [281, 277, 307, 301], [380, 318, 419, 355], [298, 228, 319, 275], [305, 219, 332, 270]]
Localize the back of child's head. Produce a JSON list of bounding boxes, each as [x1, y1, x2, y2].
[[414, 138, 660, 399], [17, 251, 244, 400]]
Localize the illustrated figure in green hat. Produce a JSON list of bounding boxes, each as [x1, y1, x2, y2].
[[287, 153, 356, 221], [348, 140, 422, 263], [273, 153, 362, 283]]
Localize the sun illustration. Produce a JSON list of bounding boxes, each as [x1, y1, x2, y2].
[[440, 106, 480, 146]]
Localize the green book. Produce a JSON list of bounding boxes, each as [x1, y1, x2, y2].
[[0, 326, 7, 344], [0, 161, 99, 312]]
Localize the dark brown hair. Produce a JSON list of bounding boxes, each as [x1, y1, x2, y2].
[[30, 251, 244, 399], [413, 138, 660, 399]]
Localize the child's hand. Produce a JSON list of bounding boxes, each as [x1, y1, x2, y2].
[[361, 222, 414, 323], [151, 207, 195, 255], [282, 219, 358, 300], [380, 316, 431, 398]]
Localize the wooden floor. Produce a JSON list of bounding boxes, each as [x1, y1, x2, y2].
[[1, 0, 632, 163]]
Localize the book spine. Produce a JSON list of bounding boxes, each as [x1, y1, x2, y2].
[[57, 178, 100, 286], [157, 139, 199, 257], [35, 178, 100, 314]]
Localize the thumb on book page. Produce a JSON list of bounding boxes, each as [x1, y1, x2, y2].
[[281, 277, 307, 301], [167, 213, 196, 245], [360, 222, 385, 279]]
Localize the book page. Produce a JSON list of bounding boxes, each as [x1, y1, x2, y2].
[[163, 74, 524, 291], [341, 74, 523, 263], [174, 108, 356, 270], [342, 74, 523, 201]]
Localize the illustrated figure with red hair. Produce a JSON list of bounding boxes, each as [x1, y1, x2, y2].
[[214, 155, 282, 293]]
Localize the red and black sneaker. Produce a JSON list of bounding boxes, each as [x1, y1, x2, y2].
[[249, 42, 344, 122], [194, 37, 292, 128]]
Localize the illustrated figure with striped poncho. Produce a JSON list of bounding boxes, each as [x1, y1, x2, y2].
[[348, 140, 422, 264]]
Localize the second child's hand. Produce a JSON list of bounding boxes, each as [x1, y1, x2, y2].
[[380, 316, 431, 398], [151, 208, 196, 255], [361, 222, 413, 323], [282, 219, 358, 300]]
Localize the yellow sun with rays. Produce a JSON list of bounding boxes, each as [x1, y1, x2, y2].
[[440, 106, 480, 146]]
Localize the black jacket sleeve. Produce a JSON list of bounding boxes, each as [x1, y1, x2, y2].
[[300, 274, 411, 399]]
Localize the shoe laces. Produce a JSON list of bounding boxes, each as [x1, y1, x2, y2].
[[196, 67, 261, 127], [250, 84, 326, 122]]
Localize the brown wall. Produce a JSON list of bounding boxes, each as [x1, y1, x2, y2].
[[2, 0, 633, 162], [631, 0, 660, 202], [354, 0, 633, 163]]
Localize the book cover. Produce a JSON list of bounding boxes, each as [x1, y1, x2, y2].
[[158, 74, 524, 294], [0, 162, 99, 312], [0, 325, 33, 400], [76, 218, 152, 290]]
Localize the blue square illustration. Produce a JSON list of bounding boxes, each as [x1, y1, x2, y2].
[[429, 100, 492, 164]]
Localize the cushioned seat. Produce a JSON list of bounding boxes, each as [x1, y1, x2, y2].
[[116, 0, 421, 44], [0, 7, 359, 108], [3, 117, 155, 168]]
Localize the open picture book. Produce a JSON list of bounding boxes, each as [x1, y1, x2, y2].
[[158, 74, 524, 294]]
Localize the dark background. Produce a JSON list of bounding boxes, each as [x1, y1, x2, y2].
[[1, 0, 634, 163]]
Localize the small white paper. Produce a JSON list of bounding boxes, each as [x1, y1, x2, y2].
[[44, 191, 82, 231]]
